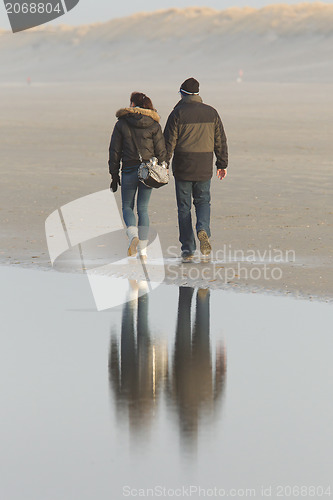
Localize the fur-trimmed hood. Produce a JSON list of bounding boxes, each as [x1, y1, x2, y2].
[[116, 106, 160, 123]]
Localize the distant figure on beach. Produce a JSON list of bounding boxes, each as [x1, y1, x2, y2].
[[237, 69, 243, 83], [27, 76, 31, 85], [108, 92, 166, 258], [164, 78, 228, 263]]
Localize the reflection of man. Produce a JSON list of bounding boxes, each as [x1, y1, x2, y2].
[[108, 281, 167, 435], [167, 287, 227, 448]]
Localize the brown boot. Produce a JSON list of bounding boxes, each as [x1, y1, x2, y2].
[[181, 251, 194, 263], [197, 230, 212, 256]]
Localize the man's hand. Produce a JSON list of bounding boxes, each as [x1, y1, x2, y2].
[[217, 169, 227, 180]]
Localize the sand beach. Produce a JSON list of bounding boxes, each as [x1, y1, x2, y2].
[[1, 5, 333, 499], [1, 81, 332, 300], [1, 5, 333, 299]]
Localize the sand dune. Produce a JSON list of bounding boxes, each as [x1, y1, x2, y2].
[[1, 3, 333, 82]]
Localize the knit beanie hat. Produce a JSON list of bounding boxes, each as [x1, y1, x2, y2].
[[180, 77, 200, 95]]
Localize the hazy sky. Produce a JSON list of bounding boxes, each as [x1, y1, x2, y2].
[[0, 0, 331, 29]]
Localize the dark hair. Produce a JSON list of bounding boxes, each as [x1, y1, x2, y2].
[[130, 92, 154, 110]]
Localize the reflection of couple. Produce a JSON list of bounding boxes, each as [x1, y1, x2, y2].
[[108, 284, 226, 444], [108, 78, 228, 263]]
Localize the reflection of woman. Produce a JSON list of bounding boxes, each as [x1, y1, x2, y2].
[[108, 282, 167, 433], [167, 287, 226, 446], [108, 93, 166, 258]]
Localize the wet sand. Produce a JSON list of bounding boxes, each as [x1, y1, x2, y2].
[[1, 82, 332, 300], [1, 265, 332, 499]]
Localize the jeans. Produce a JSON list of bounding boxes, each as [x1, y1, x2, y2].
[[175, 179, 211, 255], [121, 166, 152, 240]]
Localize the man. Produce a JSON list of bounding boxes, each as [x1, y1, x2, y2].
[[164, 78, 228, 262]]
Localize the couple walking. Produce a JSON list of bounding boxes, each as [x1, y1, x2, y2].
[[108, 78, 228, 263]]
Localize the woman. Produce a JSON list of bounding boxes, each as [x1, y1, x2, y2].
[[108, 92, 166, 258]]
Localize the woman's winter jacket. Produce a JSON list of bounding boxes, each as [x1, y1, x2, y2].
[[108, 107, 167, 176]]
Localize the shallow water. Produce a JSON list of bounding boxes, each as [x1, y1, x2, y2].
[[0, 266, 332, 500]]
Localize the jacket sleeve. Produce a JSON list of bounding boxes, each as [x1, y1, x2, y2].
[[153, 124, 167, 164], [108, 121, 123, 176], [214, 112, 228, 170], [163, 110, 179, 165]]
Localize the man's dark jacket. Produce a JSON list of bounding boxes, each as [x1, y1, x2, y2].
[[164, 95, 228, 181], [108, 107, 166, 175]]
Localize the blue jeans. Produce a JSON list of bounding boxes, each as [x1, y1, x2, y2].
[[121, 166, 152, 240], [175, 179, 211, 255]]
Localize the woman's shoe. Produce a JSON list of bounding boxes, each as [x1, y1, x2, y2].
[[126, 226, 139, 257], [128, 236, 139, 257]]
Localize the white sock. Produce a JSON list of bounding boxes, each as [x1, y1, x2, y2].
[[138, 239, 148, 256], [126, 226, 138, 242]]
